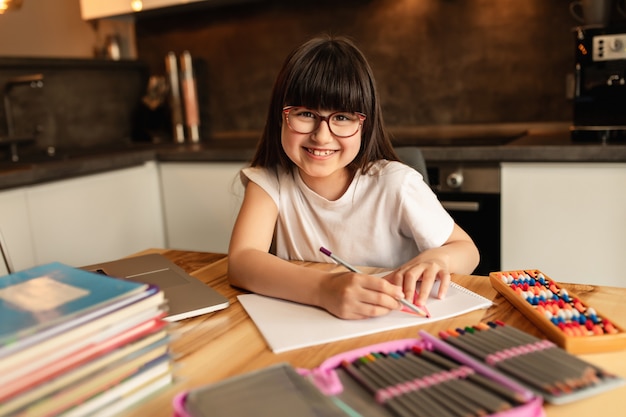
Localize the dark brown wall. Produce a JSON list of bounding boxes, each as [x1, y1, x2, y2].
[[135, 0, 596, 137], [0, 59, 148, 159]]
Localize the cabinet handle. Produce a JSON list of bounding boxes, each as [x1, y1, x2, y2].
[[441, 201, 480, 212]]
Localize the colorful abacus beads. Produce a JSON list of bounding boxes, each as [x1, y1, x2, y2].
[[494, 270, 619, 337]]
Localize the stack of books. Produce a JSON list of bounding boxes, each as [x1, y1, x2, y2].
[[0, 262, 172, 416]]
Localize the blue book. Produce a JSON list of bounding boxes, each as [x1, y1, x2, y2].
[[0, 262, 147, 346]]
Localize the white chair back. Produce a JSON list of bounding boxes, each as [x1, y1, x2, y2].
[[0, 229, 14, 276]]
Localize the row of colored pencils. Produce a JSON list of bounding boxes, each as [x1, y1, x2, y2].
[[438, 321, 609, 396], [339, 343, 525, 417]]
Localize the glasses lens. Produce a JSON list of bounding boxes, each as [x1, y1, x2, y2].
[[287, 108, 318, 134], [286, 108, 363, 137], [329, 112, 362, 137]]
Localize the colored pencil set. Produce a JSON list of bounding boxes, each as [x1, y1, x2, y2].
[[437, 321, 623, 403], [173, 322, 623, 416], [338, 344, 526, 417], [303, 335, 544, 417], [490, 269, 626, 353]]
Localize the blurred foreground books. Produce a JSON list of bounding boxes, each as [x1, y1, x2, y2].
[[0, 262, 172, 416]]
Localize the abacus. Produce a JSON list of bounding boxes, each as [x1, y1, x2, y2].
[[489, 269, 626, 354]]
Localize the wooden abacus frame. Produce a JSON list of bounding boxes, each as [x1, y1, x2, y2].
[[489, 269, 626, 354]]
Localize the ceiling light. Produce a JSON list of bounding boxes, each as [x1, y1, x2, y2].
[[0, 0, 23, 14], [131, 0, 143, 12]]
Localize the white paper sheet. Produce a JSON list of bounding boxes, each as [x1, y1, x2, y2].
[[238, 280, 492, 353]]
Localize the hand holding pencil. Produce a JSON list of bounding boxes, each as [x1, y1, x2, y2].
[[320, 247, 431, 318]]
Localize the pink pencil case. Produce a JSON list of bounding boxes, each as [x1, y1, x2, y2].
[[172, 333, 544, 417]]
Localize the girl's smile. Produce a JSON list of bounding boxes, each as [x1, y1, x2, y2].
[[304, 147, 339, 157]]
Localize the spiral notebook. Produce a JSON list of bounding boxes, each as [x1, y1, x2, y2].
[[238, 279, 492, 353]]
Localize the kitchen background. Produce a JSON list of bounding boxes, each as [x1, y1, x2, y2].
[[2, 0, 625, 153], [2, 0, 626, 287], [135, 0, 576, 135]]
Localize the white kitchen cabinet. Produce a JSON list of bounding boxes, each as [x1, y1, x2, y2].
[[0, 188, 36, 272], [141, 0, 205, 9], [26, 161, 165, 267], [80, 0, 205, 20], [79, 0, 261, 20], [79, 0, 136, 20], [501, 162, 626, 287], [159, 162, 245, 253]]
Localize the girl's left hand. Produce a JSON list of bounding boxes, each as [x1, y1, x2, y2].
[[383, 258, 451, 307], [384, 223, 479, 307]]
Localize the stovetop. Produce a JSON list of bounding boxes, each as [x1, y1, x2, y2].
[[389, 125, 528, 147]]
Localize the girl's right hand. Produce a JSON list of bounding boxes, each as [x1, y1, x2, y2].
[[319, 271, 405, 319]]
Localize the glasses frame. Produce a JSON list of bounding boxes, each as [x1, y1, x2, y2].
[[282, 106, 366, 138]]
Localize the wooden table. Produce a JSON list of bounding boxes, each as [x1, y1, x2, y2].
[[123, 249, 626, 417]]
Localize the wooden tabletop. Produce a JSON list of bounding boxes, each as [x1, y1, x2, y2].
[[122, 249, 626, 417]]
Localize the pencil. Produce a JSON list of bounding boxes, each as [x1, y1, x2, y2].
[[319, 247, 430, 318]]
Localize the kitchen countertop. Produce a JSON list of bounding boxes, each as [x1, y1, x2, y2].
[[1, 123, 625, 191], [417, 131, 626, 163]]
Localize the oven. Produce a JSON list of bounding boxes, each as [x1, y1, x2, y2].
[[426, 163, 501, 276]]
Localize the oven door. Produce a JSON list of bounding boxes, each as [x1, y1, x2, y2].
[[439, 192, 501, 276]]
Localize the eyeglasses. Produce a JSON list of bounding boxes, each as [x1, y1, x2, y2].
[[282, 106, 366, 138]]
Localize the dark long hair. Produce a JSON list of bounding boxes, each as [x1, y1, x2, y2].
[[250, 35, 399, 174]]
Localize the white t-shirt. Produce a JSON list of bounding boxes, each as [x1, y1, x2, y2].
[[240, 160, 454, 269]]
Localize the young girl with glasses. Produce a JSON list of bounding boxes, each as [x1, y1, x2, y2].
[[228, 35, 479, 320]]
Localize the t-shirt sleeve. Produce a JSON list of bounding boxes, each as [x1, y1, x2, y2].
[[396, 166, 455, 251], [240, 167, 280, 207]]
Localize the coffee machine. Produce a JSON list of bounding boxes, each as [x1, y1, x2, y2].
[[571, 26, 626, 142]]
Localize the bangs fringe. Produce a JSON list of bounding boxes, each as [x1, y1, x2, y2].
[[284, 48, 367, 113]]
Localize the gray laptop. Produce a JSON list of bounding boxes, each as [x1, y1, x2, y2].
[[81, 253, 229, 321]]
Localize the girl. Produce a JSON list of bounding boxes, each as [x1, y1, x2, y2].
[[228, 35, 479, 320]]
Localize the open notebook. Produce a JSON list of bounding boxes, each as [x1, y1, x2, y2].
[[239, 279, 492, 353]]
